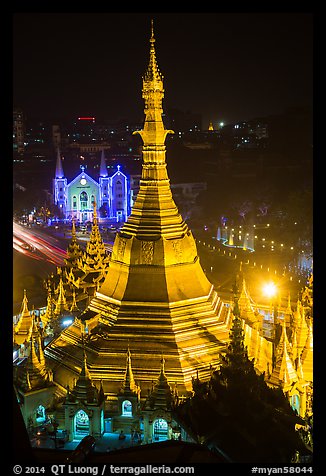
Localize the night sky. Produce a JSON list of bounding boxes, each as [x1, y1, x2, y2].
[[13, 12, 313, 128]]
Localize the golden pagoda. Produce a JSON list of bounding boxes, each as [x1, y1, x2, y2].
[[14, 289, 33, 345], [45, 20, 231, 396]]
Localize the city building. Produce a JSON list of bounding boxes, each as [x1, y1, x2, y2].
[[53, 148, 130, 223], [13, 107, 25, 154]]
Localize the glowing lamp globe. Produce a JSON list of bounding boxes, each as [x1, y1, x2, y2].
[[262, 282, 277, 298]]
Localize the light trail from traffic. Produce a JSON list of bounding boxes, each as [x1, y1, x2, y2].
[[13, 222, 67, 266]]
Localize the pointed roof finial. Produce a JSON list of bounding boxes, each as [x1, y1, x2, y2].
[[151, 18, 155, 41], [71, 217, 76, 240], [93, 197, 98, 222], [144, 18, 162, 83], [55, 147, 64, 179], [100, 149, 108, 177]]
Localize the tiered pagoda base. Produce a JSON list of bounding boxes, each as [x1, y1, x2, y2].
[[45, 286, 231, 396]]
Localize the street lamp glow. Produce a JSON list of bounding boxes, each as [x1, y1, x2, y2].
[[262, 282, 277, 298]]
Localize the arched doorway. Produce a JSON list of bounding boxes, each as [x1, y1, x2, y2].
[[122, 400, 132, 417], [153, 418, 168, 442], [35, 405, 46, 424], [291, 394, 300, 414], [74, 409, 90, 436]]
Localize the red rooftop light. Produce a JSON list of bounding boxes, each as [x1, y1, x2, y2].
[[78, 117, 95, 121]]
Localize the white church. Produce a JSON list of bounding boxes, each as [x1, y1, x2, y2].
[[53, 149, 130, 223]]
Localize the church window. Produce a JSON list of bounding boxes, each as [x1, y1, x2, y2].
[[72, 196, 77, 209], [80, 191, 88, 210], [91, 195, 95, 205], [122, 400, 132, 416]]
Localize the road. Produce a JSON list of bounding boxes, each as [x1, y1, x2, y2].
[[13, 223, 68, 314], [13, 222, 114, 314], [13, 222, 67, 266]]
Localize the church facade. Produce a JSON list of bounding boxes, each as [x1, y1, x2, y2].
[[53, 149, 130, 223]]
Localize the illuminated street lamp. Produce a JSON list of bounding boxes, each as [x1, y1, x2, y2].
[[262, 281, 278, 329], [262, 281, 277, 300]]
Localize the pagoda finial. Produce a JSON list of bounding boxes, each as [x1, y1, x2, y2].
[[121, 347, 137, 393], [93, 198, 97, 222], [151, 18, 154, 41], [71, 218, 77, 241], [160, 355, 166, 374], [133, 19, 173, 147]]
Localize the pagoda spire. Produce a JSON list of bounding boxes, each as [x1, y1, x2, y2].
[[64, 219, 83, 269], [70, 289, 79, 313], [14, 289, 33, 344], [291, 328, 299, 363], [68, 346, 100, 403], [72, 217, 77, 241], [300, 323, 313, 382], [269, 320, 298, 388], [133, 19, 173, 149], [274, 319, 291, 362], [295, 302, 309, 357], [31, 309, 40, 339], [55, 147, 64, 179], [42, 288, 55, 329], [79, 199, 109, 272], [54, 276, 68, 315], [16, 336, 53, 391], [237, 276, 261, 329], [296, 353, 305, 382], [120, 20, 192, 240], [144, 356, 174, 410], [120, 347, 138, 394]]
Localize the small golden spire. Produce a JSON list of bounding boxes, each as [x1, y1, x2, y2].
[[151, 18, 155, 42], [71, 217, 77, 241], [93, 197, 97, 222]]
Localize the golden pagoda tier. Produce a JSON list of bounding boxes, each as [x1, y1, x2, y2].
[[45, 21, 231, 395]]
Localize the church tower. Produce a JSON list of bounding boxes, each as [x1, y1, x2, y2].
[[53, 147, 67, 215], [46, 21, 231, 395], [98, 149, 110, 215]]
